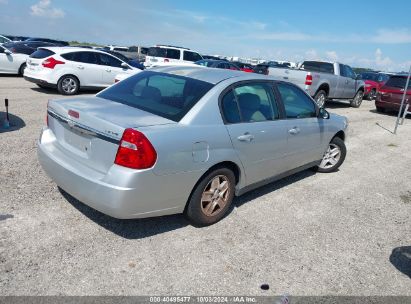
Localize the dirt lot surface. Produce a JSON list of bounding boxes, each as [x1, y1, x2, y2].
[[0, 76, 410, 295]]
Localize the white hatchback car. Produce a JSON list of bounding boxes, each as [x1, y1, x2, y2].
[[24, 47, 140, 95], [0, 45, 29, 75], [145, 45, 203, 68]]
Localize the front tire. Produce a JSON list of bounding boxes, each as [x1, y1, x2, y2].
[[57, 75, 79, 95], [350, 90, 363, 108], [18, 63, 26, 76], [368, 89, 376, 101], [185, 168, 235, 226], [314, 90, 327, 108], [316, 137, 346, 173]]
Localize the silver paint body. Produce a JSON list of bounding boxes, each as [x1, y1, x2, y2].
[[37, 66, 348, 219]]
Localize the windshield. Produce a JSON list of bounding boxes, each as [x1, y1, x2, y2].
[[97, 71, 214, 122], [384, 76, 411, 89]]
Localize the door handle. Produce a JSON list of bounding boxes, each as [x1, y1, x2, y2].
[[106, 68, 112, 72], [345, 80, 349, 84], [288, 127, 300, 135], [237, 133, 254, 142], [77, 65, 84, 70]]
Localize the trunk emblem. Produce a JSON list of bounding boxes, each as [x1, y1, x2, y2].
[[68, 110, 79, 119]]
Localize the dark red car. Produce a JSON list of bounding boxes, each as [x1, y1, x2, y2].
[[360, 72, 380, 100], [375, 75, 411, 113]]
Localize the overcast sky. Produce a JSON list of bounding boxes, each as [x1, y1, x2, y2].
[[1, 0, 410, 71]]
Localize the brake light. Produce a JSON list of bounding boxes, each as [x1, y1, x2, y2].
[[42, 57, 65, 69], [305, 74, 313, 85], [114, 128, 157, 169]]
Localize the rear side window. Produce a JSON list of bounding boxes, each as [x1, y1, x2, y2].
[[67, 52, 99, 64], [30, 49, 55, 59], [97, 71, 213, 122], [277, 83, 316, 119], [221, 83, 279, 123], [147, 47, 180, 59], [183, 51, 202, 62]]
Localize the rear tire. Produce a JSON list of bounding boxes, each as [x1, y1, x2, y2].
[[350, 90, 363, 108], [185, 167, 235, 226], [314, 90, 327, 108], [315, 137, 346, 173], [376, 106, 385, 113], [57, 75, 79, 95], [18, 63, 26, 76]]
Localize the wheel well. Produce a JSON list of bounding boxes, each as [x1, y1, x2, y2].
[[333, 130, 345, 141], [183, 161, 241, 213], [18, 62, 26, 75], [316, 84, 330, 96], [58, 74, 80, 86]]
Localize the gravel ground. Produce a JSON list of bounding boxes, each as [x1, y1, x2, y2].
[[0, 76, 410, 296]]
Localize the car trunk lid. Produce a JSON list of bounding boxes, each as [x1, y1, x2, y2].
[[47, 96, 175, 173]]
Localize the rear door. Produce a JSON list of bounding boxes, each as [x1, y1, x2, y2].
[[276, 82, 325, 168], [63, 51, 102, 87], [222, 82, 289, 185]]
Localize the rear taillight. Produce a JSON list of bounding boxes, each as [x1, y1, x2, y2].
[[305, 74, 313, 85], [114, 128, 157, 169], [42, 57, 65, 69]]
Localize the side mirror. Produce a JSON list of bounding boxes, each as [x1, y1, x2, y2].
[[319, 107, 330, 119], [4, 49, 12, 55], [121, 62, 129, 69]]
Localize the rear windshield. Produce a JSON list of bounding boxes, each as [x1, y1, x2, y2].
[[147, 47, 180, 59], [30, 49, 55, 59], [97, 71, 214, 122], [360, 73, 379, 81], [301, 61, 334, 74], [385, 76, 411, 89]]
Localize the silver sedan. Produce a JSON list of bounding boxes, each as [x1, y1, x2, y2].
[[37, 66, 348, 226]]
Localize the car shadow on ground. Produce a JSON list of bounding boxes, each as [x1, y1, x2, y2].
[[60, 169, 319, 239], [233, 169, 317, 208], [0, 112, 25, 133], [30, 87, 101, 95], [370, 109, 410, 118], [325, 99, 366, 109], [390, 246, 411, 279], [59, 188, 190, 239]]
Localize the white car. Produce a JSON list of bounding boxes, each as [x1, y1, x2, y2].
[[145, 45, 203, 68], [0, 35, 11, 45], [24, 47, 140, 95], [0, 45, 29, 75]]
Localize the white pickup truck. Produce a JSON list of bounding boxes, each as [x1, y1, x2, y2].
[[266, 61, 365, 108]]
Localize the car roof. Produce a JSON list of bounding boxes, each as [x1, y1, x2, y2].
[[150, 65, 271, 84], [39, 46, 113, 54]]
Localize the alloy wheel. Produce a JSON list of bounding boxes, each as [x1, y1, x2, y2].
[[319, 143, 341, 169], [61, 78, 77, 94], [200, 175, 231, 217]]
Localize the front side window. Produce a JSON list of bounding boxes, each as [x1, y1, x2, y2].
[[98, 53, 123, 68], [277, 83, 316, 119], [183, 51, 202, 62], [221, 83, 279, 123], [97, 71, 213, 122]]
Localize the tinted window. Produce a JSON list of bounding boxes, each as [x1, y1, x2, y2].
[[183, 51, 202, 62], [302, 61, 334, 74], [166, 48, 180, 59], [345, 65, 356, 79], [68, 52, 99, 64], [221, 90, 241, 123], [148, 47, 166, 57], [98, 53, 123, 67], [361, 73, 379, 81], [97, 71, 213, 122], [384, 76, 411, 89], [277, 83, 316, 119], [30, 49, 55, 59]]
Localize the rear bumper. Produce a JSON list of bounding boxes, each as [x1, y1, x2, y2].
[[37, 128, 188, 219], [375, 99, 408, 111], [24, 76, 56, 88]]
